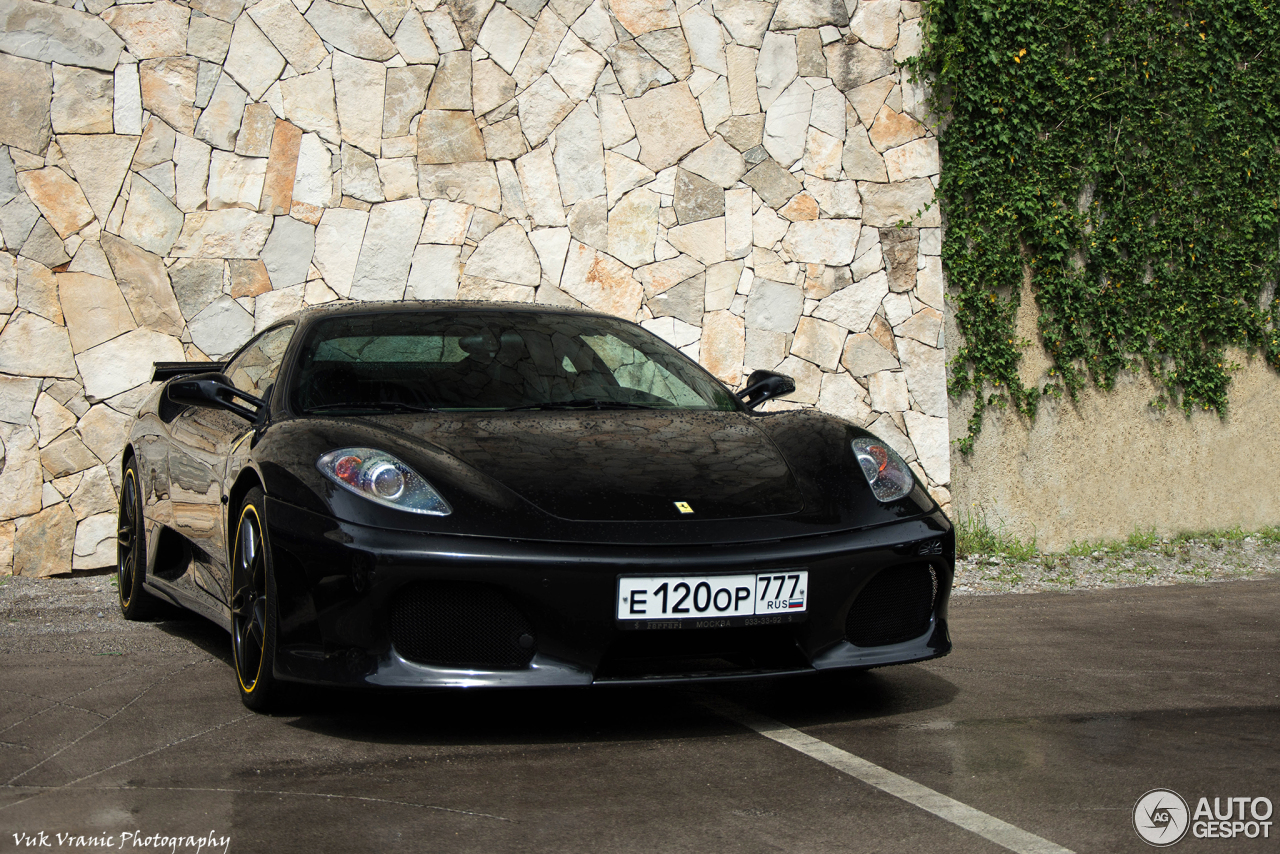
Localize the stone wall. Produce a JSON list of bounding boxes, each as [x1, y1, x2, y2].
[[0, 0, 947, 577]]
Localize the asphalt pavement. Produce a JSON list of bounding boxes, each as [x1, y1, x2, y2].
[[2, 578, 1277, 854]]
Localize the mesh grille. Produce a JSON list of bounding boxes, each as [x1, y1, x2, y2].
[[390, 582, 535, 669], [844, 565, 937, 647]]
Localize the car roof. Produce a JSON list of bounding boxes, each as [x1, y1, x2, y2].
[[282, 300, 619, 331]]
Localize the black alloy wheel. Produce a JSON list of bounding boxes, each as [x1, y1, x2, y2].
[[118, 458, 162, 619], [230, 488, 283, 711]]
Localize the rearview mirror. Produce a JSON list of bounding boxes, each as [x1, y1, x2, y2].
[[737, 369, 796, 410], [166, 372, 264, 422]]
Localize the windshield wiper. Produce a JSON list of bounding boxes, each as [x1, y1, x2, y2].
[[503, 399, 660, 411], [305, 401, 438, 414]]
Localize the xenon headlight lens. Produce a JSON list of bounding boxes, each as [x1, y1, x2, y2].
[[317, 448, 451, 515], [852, 437, 914, 503]]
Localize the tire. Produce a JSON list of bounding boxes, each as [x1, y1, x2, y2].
[[117, 458, 165, 620], [230, 488, 285, 712]]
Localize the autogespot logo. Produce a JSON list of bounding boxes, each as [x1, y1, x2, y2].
[[1134, 789, 1190, 847]]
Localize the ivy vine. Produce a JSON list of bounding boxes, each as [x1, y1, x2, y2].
[[913, 0, 1280, 453]]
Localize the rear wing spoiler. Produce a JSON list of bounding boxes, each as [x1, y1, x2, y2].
[[152, 361, 227, 382]]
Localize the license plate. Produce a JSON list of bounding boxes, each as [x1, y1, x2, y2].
[[616, 571, 808, 629]]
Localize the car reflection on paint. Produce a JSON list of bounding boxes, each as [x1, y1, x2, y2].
[[117, 302, 953, 711]]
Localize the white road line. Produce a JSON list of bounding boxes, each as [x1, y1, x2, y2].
[[707, 698, 1076, 854]]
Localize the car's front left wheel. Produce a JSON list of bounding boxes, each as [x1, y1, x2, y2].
[[230, 488, 285, 711]]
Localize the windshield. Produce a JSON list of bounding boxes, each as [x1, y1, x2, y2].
[[290, 311, 741, 414]]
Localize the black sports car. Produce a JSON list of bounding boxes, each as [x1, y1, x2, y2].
[[118, 302, 953, 710]]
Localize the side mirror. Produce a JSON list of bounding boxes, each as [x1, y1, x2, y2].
[[166, 372, 264, 422], [737, 369, 796, 410]]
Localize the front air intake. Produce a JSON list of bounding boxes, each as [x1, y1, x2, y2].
[[390, 582, 535, 669], [844, 565, 938, 647]]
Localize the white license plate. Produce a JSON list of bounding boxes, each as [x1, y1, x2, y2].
[[617, 571, 808, 623]]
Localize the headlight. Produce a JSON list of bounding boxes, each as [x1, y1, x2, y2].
[[317, 448, 452, 515], [852, 437, 914, 503]]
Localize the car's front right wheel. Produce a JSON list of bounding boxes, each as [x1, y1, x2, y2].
[[230, 488, 285, 711]]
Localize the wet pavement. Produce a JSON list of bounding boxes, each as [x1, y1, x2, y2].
[[2, 578, 1277, 853]]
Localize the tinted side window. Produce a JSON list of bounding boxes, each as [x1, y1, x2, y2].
[[226, 324, 295, 398]]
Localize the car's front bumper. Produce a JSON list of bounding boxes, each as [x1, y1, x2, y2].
[[264, 498, 954, 689]]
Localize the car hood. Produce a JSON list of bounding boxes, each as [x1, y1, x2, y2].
[[381, 410, 805, 522]]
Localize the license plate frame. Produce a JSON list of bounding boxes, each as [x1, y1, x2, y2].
[[615, 570, 809, 630]]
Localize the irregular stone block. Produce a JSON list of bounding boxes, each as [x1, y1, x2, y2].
[[206, 151, 267, 212], [607, 188, 659, 269], [850, 0, 901, 51], [425, 50, 472, 111], [305, 0, 397, 61], [224, 14, 285, 101], [417, 110, 486, 164], [261, 216, 315, 290], [0, 0, 124, 71], [194, 72, 247, 152], [169, 258, 224, 320], [512, 7, 566, 90], [742, 158, 801, 210], [17, 167, 94, 239], [14, 502, 74, 577], [516, 74, 572, 147], [666, 216, 725, 266], [248, 0, 328, 73], [902, 409, 948, 484], [259, 120, 303, 216], [384, 65, 436, 138], [756, 31, 796, 111], [701, 308, 744, 384], [772, 0, 850, 29], [0, 56, 52, 157], [613, 0, 679, 36], [814, 269, 888, 334], [139, 57, 198, 134], [818, 370, 872, 424], [281, 66, 340, 145], [713, 0, 773, 49], [418, 162, 502, 212], [624, 83, 709, 171], [350, 198, 427, 300], [560, 240, 643, 319], [782, 220, 860, 266], [674, 168, 723, 224], [746, 279, 803, 334], [102, 1, 189, 60], [516, 148, 566, 227], [393, 10, 440, 65], [51, 65, 114, 135], [790, 315, 845, 369], [100, 232, 185, 338], [171, 209, 274, 258], [407, 243, 461, 299], [58, 272, 135, 352], [187, 13, 233, 64], [859, 178, 939, 227], [464, 222, 541, 286], [187, 294, 254, 358], [824, 40, 894, 92], [549, 30, 606, 103], [476, 3, 532, 74], [606, 39, 674, 99], [553, 103, 605, 206], [334, 52, 386, 156], [58, 135, 138, 224]]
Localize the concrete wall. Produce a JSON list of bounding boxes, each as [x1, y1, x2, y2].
[[0, 0, 949, 576], [949, 346, 1280, 552]]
